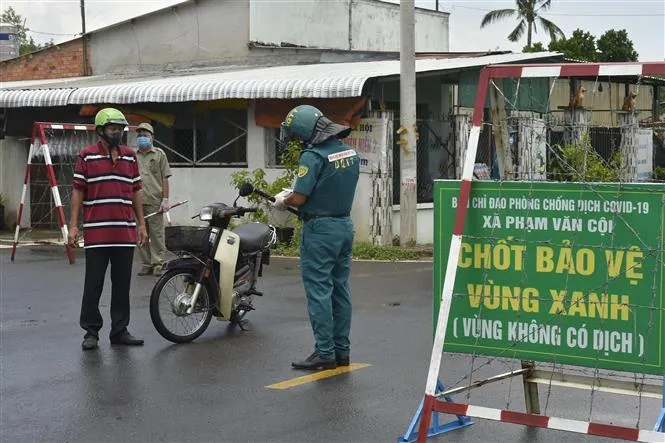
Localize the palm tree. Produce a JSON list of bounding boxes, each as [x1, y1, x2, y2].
[[480, 0, 565, 48]]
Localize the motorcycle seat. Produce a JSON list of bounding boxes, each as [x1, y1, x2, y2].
[[233, 223, 273, 252]]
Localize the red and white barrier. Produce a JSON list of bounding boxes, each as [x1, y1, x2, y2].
[[11, 125, 37, 263], [435, 402, 664, 443]]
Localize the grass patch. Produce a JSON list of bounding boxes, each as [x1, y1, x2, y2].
[[272, 241, 431, 261], [273, 242, 300, 257], [270, 223, 432, 261], [352, 242, 421, 260]]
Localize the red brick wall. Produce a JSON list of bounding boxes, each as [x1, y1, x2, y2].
[[0, 38, 91, 81]]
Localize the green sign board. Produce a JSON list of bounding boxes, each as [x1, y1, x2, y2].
[[434, 180, 665, 376]]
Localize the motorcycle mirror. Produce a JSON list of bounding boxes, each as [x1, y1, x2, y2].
[[238, 182, 254, 197]]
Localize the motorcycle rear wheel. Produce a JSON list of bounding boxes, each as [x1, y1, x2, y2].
[[150, 269, 214, 343]]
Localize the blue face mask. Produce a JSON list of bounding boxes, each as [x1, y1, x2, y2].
[[136, 136, 152, 149]]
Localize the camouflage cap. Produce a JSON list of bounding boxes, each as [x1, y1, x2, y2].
[[136, 122, 154, 134]]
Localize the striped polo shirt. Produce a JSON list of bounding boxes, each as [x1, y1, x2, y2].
[[72, 141, 143, 248]]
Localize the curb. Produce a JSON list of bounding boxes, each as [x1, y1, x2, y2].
[[5, 241, 435, 263], [270, 254, 434, 263]]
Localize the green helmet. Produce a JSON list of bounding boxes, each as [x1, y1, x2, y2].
[[94, 107, 128, 128], [280, 105, 352, 145], [280, 105, 322, 143]]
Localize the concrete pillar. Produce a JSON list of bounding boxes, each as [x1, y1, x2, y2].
[[515, 116, 547, 181], [453, 114, 470, 179], [490, 79, 513, 180], [246, 101, 266, 170], [563, 108, 591, 146], [618, 111, 639, 182], [368, 110, 394, 246]]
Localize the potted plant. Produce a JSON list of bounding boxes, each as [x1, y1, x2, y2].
[[230, 140, 302, 246]]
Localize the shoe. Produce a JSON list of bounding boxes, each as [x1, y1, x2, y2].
[[82, 334, 99, 350], [110, 331, 144, 346], [153, 265, 164, 277], [138, 265, 153, 276], [291, 352, 337, 370], [336, 354, 350, 366]]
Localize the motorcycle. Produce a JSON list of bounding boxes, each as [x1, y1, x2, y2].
[[149, 182, 299, 343]]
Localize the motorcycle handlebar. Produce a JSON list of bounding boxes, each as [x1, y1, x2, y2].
[[191, 207, 258, 220], [252, 188, 300, 216]]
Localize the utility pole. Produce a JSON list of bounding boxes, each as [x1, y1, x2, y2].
[[80, 0, 86, 34], [399, 0, 417, 245], [80, 0, 88, 75]]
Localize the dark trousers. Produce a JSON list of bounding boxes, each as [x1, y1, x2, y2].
[[79, 247, 135, 339]]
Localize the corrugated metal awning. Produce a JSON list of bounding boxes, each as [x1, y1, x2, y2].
[[0, 88, 75, 107], [0, 52, 561, 108]]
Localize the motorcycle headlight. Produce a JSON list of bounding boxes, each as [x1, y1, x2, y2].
[[200, 206, 213, 221]]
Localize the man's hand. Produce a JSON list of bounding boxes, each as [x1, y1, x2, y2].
[[273, 194, 288, 211], [159, 198, 169, 213], [137, 225, 148, 247], [68, 226, 80, 247]]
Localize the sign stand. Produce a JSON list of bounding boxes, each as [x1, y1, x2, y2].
[[400, 61, 665, 443], [656, 380, 665, 432], [397, 380, 473, 443]]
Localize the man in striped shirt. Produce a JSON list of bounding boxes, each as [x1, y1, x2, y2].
[[68, 108, 148, 351]]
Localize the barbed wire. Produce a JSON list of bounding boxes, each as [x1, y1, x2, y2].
[[438, 71, 664, 428]]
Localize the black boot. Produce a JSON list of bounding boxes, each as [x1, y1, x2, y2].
[[110, 331, 144, 346], [336, 354, 350, 366], [291, 352, 337, 370]]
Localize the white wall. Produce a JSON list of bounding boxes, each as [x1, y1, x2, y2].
[[249, 0, 449, 52], [167, 168, 244, 222], [88, 0, 449, 75], [89, 0, 250, 74], [350, 174, 372, 242], [350, 0, 449, 52], [165, 101, 282, 225], [0, 136, 30, 229], [249, 0, 350, 49], [392, 204, 434, 245]]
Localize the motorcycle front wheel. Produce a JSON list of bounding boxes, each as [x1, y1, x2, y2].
[[149, 269, 214, 343]]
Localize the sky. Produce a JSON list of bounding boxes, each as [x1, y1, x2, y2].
[[2, 0, 664, 61]]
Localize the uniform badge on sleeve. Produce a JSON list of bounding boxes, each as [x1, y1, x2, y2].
[[298, 166, 309, 177]]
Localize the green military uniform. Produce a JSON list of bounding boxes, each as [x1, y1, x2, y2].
[[136, 145, 171, 272], [293, 135, 360, 363], [277, 104, 360, 370]]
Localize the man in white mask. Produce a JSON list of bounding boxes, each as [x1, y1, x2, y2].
[[135, 122, 172, 276]]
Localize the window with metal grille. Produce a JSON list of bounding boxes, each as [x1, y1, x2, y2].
[[154, 107, 248, 167]]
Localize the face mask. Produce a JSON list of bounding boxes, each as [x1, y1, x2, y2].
[[105, 131, 123, 147], [136, 136, 152, 149]]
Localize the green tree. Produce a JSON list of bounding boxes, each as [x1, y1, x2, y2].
[[230, 139, 303, 224], [548, 133, 621, 182], [1, 6, 54, 56], [548, 28, 598, 61], [481, 0, 565, 47], [523, 42, 546, 52], [596, 29, 638, 62]]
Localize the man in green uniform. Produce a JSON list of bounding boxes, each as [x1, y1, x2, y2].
[[135, 123, 172, 277], [273, 105, 360, 371]]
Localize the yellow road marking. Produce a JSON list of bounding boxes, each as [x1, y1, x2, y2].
[[266, 363, 371, 390]]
